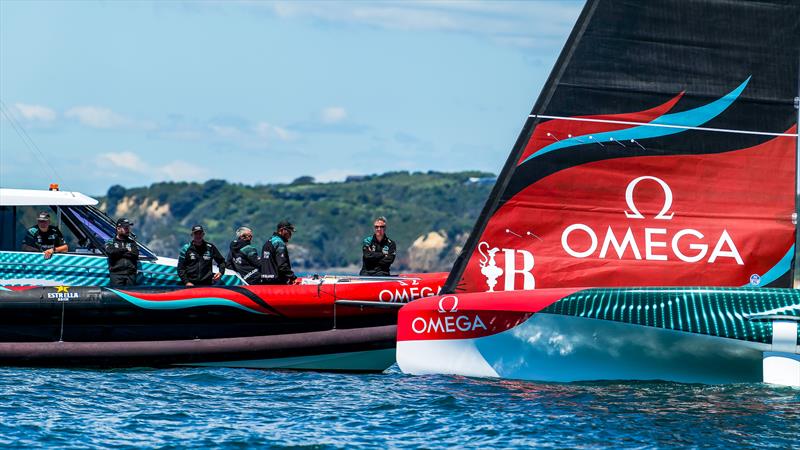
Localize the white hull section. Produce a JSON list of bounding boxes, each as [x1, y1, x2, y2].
[[178, 348, 396, 372], [398, 314, 786, 384]]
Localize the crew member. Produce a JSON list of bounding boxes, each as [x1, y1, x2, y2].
[[360, 216, 396, 276], [21, 211, 69, 259], [105, 218, 139, 286], [226, 226, 262, 284], [261, 220, 298, 285], [177, 225, 226, 286]]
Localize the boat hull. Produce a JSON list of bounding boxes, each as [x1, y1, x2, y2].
[[0, 325, 397, 372], [396, 287, 800, 384], [398, 314, 766, 383], [0, 275, 447, 371]]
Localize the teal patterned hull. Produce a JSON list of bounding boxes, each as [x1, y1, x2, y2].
[[542, 287, 800, 346], [397, 287, 800, 384], [0, 251, 243, 287]]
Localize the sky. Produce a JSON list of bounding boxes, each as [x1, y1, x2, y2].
[[0, 0, 584, 196]]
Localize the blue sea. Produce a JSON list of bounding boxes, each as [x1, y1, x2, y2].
[[1, 366, 798, 449]]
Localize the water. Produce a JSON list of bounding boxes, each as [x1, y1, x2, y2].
[[0, 366, 797, 449]]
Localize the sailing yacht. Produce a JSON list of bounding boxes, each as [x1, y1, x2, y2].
[[396, 0, 800, 386]]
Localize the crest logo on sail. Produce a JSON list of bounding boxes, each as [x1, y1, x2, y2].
[[561, 176, 744, 264], [477, 242, 535, 292]]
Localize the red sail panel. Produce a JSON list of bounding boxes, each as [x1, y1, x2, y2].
[[517, 92, 684, 164], [457, 127, 796, 292]]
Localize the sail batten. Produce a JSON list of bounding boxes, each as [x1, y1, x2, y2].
[[528, 115, 799, 138]]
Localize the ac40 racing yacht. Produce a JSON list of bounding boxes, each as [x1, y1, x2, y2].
[[396, 0, 800, 387], [0, 187, 446, 370]]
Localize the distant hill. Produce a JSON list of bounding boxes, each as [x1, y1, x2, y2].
[[99, 171, 495, 273]]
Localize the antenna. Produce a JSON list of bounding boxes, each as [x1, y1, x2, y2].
[[0, 100, 63, 188]]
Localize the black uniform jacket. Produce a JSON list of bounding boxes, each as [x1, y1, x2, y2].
[[261, 234, 296, 285], [105, 235, 139, 276], [226, 238, 261, 284], [178, 240, 226, 285], [360, 234, 396, 276], [23, 225, 65, 251]]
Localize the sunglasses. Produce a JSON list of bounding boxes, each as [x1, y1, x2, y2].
[[374, 225, 386, 229]]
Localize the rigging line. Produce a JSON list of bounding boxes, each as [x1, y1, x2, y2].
[[0, 100, 63, 186], [529, 114, 799, 137]]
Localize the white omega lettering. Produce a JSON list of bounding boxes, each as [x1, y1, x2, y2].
[[562, 224, 598, 258], [599, 226, 641, 259], [560, 177, 744, 265], [412, 317, 426, 334], [644, 228, 668, 261], [624, 176, 674, 220], [379, 290, 392, 302], [413, 315, 488, 334], [456, 315, 471, 331], [672, 229, 707, 263], [709, 230, 744, 265], [445, 316, 455, 332], [438, 295, 459, 313]]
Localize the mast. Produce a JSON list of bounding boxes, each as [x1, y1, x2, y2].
[[442, 0, 600, 294], [794, 51, 800, 288]]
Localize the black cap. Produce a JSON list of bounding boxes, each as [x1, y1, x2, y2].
[[191, 225, 204, 233], [37, 211, 51, 221], [277, 220, 295, 232], [116, 218, 133, 227]]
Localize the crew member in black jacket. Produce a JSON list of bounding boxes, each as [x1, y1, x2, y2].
[[261, 220, 298, 285], [21, 211, 69, 259], [177, 225, 226, 286], [226, 226, 262, 284], [360, 216, 396, 276], [105, 218, 139, 286]]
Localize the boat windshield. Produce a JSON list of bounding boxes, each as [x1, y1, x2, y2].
[[61, 206, 157, 259]]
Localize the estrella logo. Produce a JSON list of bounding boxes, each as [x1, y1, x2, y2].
[[47, 285, 79, 301]]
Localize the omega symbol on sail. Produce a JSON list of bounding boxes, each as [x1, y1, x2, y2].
[[561, 176, 743, 264], [478, 241, 535, 292]]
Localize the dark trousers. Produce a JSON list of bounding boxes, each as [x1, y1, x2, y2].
[[109, 273, 137, 286]]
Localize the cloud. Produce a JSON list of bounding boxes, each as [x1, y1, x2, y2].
[[97, 151, 208, 181], [321, 106, 347, 124], [65, 105, 156, 130], [11, 103, 57, 122], [288, 107, 367, 135], [254, 121, 293, 141], [66, 106, 129, 128], [265, 1, 584, 50], [98, 152, 149, 172], [206, 120, 294, 149]]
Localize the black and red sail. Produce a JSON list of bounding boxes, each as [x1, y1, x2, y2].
[[447, 0, 800, 293]]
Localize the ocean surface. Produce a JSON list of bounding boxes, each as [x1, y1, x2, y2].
[[0, 365, 797, 449]]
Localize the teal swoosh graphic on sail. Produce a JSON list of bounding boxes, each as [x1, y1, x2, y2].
[[522, 77, 751, 163], [108, 289, 266, 315], [744, 244, 794, 288]]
